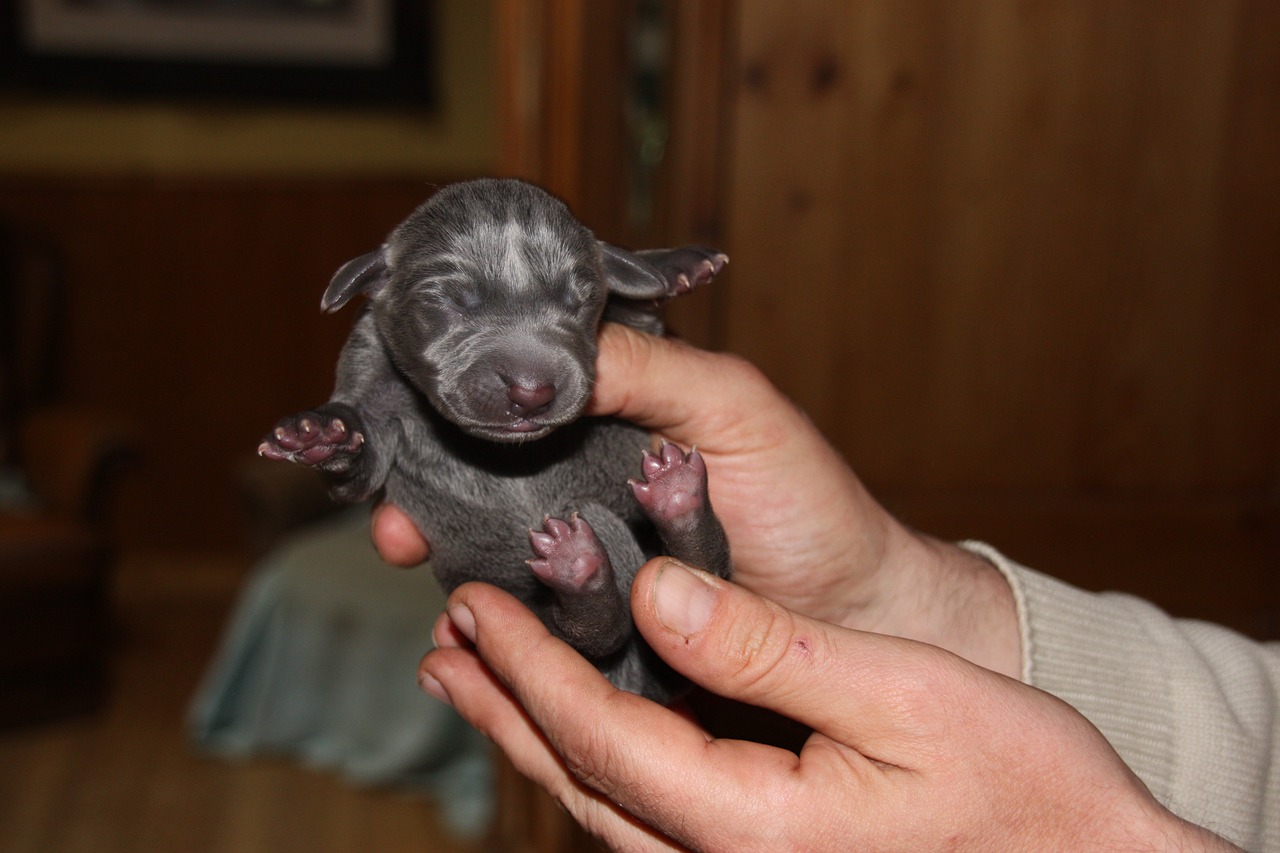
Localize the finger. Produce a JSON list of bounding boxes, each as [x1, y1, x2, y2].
[[633, 558, 985, 767], [430, 608, 469, 650], [587, 324, 873, 583], [588, 323, 787, 450], [420, 643, 685, 853], [370, 502, 430, 567], [439, 582, 804, 850]]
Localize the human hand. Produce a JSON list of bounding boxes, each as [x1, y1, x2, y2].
[[376, 323, 1020, 677], [371, 499, 430, 567], [420, 560, 1239, 853]]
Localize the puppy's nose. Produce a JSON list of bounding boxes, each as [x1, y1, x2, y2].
[[507, 381, 556, 417]]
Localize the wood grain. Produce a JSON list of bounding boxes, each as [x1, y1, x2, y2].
[[722, 0, 1279, 495], [0, 177, 466, 550]]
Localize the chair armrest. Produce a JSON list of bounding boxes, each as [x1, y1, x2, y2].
[[19, 406, 137, 522]]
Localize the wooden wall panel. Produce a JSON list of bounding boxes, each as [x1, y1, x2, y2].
[[493, 0, 728, 350], [722, 1, 1280, 496], [496, 0, 632, 243], [0, 178, 464, 550]]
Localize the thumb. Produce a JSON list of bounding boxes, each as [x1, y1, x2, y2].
[[587, 323, 779, 447], [632, 558, 976, 765]]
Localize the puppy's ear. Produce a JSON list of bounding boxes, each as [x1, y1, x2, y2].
[[599, 242, 669, 298], [321, 246, 389, 313], [600, 242, 728, 299]]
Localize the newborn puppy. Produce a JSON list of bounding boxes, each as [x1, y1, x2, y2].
[[259, 178, 731, 702]]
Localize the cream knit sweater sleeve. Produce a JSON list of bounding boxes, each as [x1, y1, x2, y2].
[[961, 542, 1279, 853]]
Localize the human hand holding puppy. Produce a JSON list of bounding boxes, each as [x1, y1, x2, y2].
[[376, 323, 1020, 678], [377, 325, 1236, 851], [420, 564, 1232, 852]]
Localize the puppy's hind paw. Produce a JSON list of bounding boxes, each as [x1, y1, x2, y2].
[[528, 514, 609, 595], [629, 441, 708, 523]]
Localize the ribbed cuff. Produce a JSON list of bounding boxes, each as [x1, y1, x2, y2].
[[957, 541, 1176, 803], [957, 542, 1277, 848]]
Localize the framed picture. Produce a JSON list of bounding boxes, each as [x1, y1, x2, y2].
[[0, 0, 434, 107]]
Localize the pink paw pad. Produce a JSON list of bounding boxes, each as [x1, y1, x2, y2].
[[629, 441, 707, 521], [674, 252, 729, 294], [527, 513, 608, 593], [259, 414, 363, 465]]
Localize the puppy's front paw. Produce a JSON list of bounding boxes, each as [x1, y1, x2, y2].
[[674, 248, 728, 294], [528, 514, 609, 594], [629, 441, 708, 523], [259, 412, 364, 468]]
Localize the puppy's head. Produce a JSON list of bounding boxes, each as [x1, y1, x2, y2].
[[325, 179, 610, 442]]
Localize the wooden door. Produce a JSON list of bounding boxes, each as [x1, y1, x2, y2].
[[486, 2, 1280, 849], [716, 1, 1280, 630], [722, 2, 1280, 497]]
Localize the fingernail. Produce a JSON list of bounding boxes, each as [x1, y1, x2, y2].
[[448, 603, 477, 644], [431, 613, 456, 649], [418, 670, 452, 706], [653, 560, 720, 637]]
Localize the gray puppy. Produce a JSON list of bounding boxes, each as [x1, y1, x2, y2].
[[259, 178, 731, 703]]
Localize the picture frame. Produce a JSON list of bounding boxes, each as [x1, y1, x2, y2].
[[0, 0, 435, 108]]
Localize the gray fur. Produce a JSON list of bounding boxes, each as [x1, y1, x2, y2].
[[260, 178, 731, 703]]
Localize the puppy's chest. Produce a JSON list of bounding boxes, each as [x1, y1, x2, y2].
[[394, 415, 648, 521]]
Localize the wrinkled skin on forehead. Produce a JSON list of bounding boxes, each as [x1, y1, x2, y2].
[[375, 182, 608, 442]]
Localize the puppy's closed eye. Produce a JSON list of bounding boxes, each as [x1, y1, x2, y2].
[[560, 288, 587, 312], [556, 275, 598, 314], [442, 286, 483, 313]]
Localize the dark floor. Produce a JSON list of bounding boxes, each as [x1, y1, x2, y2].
[[0, 551, 481, 853]]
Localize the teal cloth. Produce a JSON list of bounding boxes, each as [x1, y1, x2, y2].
[[187, 507, 492, 837], [0, 465, 36, 510]]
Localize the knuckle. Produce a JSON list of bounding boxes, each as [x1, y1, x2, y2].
[[702, 350, 765, 392], [873, 647, 980, 746], [711, 774, 804, 853], [554, 692, 632, 796], [559, 721, 614, 792], [554, 701, 679, 824], [716, 598, 807, 699]]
